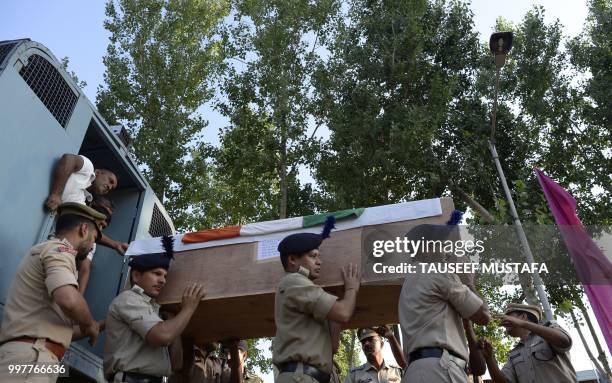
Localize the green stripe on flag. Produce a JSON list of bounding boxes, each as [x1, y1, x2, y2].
[[302, 208, 365, 227]]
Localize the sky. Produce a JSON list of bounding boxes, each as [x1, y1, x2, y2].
[[2, 1, 608, 382], [0, 0, 591, 147]]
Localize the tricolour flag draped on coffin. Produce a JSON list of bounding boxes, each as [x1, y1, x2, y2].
[[182, 208, 365, 243], [535, 168, 612, 354]]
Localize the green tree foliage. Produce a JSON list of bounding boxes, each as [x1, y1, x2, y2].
[[312, 0, 490, 210], [565, 0, 611, 224], [216, 0, 339, 219], [244, 339, 272, 374], [96, 0, 230, 230], [96, 0, 610, 373], [333, 330, 360, 381], [60, 57, 87, 89], [312, 0, 609, 367], [484, 6, 609, 227]]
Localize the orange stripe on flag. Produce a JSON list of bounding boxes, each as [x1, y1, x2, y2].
[[182, 225, 241, 243]]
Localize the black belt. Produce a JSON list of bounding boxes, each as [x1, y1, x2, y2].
[[409, 347, 466, 364], [113, 371, 163, 383], [279, 362, 330, 383]]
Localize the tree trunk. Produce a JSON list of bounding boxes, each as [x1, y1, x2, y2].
[[574, 294, 612, 379], [279, 123, 288, 219], [450, 185, 496, 224], [348, 330, 356, 369], [517, 273, 540, 307], [570, 310, 610, 382]]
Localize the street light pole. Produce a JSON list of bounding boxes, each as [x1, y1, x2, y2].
[[488, 32, 554, 321]]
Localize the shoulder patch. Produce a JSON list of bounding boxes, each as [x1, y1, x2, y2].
[[57, 245, 77, 255]]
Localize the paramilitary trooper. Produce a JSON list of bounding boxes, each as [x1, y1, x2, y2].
[[171, 339, 265, 383], [104, 236, 205, 383], [481, 303, 577, 383], [0, 203, 106, 383], [273, 217, 361, 383], [345, 326, 406, 383], [225, 340, 264, 383], [398, 219, 491, 383]]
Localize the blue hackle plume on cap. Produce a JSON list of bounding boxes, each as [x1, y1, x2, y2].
[[447, 210, 464, 226], [321, 215, 336, 239], [161, 235, 175, 259]]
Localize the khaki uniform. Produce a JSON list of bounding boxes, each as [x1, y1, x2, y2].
[[398, 267, 482, 383], [273, 271, 338, 382], [170, 346, 264, 383], [501, 321, 577, 383], [0, 239, 79, 383], [244, 370, 264, 383], [192, 351, 229, 383], [103, 285, 171, 380], [169, 348, 230, 383], [344, 361, 402, 383]]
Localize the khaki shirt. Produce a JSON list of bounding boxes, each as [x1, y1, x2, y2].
[[398, 266, 482, 360], [244, 370, 264, 383], [103, 285, 171, 378], [0, 238, 79, 348], [272, 271, 338, 374], [344, 361, 402, 383], [501, 321, 577, 383], [182, 349, 230, 383], [170, 347, 264, 383]]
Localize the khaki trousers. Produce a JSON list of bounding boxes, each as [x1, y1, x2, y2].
[[402, 355, 467, 383], [0, 340, 60, 383], [276, 370, 322, 383]]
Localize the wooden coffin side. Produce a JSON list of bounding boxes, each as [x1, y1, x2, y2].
[[173, 285, 402, 344], [158, 197, 455, 304], [158, 197, 455, 342]]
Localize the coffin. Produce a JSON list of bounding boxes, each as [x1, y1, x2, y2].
[[125, 197, 455, 343]]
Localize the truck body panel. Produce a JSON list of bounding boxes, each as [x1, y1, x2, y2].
[[0, 38, 174, 382]]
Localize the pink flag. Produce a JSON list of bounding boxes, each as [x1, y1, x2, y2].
[[535, 168, 612, 353]]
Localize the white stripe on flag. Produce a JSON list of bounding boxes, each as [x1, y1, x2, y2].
[[239, 216, 303, 236]]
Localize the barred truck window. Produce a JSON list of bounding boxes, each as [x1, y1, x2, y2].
[[149, 204, 173, 237], [19, 54, 78, 128]]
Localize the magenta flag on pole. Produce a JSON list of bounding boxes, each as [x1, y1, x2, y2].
[[535, 168, 612, 353]]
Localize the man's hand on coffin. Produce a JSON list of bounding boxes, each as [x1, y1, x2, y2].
[[146, 284, 205, 347], [342, 263, 361, 292], [327, 263, 361, 323], [181, 283, 206, 313]]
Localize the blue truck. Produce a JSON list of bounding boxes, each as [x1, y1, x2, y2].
[[0, 38, 175, 382]]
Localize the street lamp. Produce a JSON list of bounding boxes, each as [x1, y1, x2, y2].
[[488, 31, 554, 321]]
